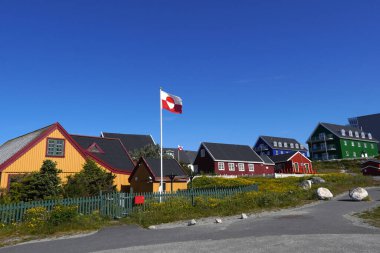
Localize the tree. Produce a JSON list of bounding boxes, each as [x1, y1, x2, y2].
[[63, 159, 116, 197], [129, 144, 171, 161], [9, 160, 62, 201]]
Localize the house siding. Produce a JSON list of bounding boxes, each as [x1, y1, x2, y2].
[[213, 161, 274, 176], [275, 153, 313, 174], [361, 161, 380, 176]]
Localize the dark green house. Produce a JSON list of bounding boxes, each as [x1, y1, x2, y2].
[[307, 122, 379, 161]]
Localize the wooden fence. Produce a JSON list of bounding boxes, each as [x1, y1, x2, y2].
[[0, 184, 258, 224]]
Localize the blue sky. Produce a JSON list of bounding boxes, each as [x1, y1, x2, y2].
[[1, 0, 379, 151]]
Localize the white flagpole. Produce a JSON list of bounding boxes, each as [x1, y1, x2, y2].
[[160, 87, 163, 201]]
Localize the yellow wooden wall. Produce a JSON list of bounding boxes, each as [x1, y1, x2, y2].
[[152, 181, 188, 192], [129, 163, 153, 193], [0, 128, 130, 191]]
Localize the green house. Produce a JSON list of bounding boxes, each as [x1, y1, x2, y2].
[[307, 122, 379, 161]]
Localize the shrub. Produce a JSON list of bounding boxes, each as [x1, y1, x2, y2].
[[64, 159, 116, 197], [48, 205, 78, 226], [23, 206, 49, 233]]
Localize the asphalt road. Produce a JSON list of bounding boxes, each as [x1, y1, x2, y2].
[[2, 187, 380, 253]]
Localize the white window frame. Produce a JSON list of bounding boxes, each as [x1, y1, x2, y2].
[[371, 144, 374, 149], [353, 152, 356, 157], [368, 133, 373, 139], [228, 163, 235, 171], [290, 143, 294, 148], [349, 130, 353, 137], [238, 163, 245, 171], [358, 142, 361, 147], [273, 141, 277, 147], [295, 143, 299, 149], [344, 140, 347, 146], [361, 132, 365, 138], [218, 162, 225, 171], [341, 129, 346, 136], [278, 142, 282, 147], [355, 131, 359, 138], [351, 141, 354, 147], [346, 151, 349, 157], [293, 162, 299, 172], [248, 164, 254, 172], [364, 143, 367, 148], [284, 142, 288, 148]]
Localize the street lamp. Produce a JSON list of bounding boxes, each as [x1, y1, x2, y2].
[[167, 173, 176, 192]]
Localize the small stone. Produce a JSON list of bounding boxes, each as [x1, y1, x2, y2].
[[349, 187, 369, 201], [311, 177, 326, 184], [241, 213, 248, 219], [148, 225, 157, 230], [317, 187, 333, 200], [300, 180, 312, 190], [215, 218, 222, 224], [188, 219, 197, 226]]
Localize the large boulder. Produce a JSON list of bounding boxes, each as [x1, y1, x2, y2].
[[311, 177, 326, 184], [317, 187, 333, 200], [349, 187, 369, 201], [300, 180, 312, 190]]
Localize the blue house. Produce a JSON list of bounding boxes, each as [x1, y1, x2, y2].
[[253, 136, 308, 156]]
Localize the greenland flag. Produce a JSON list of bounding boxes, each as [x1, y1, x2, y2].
[[161, 90, 183, 114]]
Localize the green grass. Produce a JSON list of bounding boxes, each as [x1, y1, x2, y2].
[[313, 159, 364, 174], [0, 212, 111, 247], [122, 173, 379, 227], [357, 206, 380, 228]]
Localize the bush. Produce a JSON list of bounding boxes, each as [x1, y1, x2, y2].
[[23, 207, 49, 233], [48, 205, 78, 226], [64, 159, 116, 197]]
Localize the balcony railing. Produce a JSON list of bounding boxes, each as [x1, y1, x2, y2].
[[310, 134, 334, 143], [312, 145, 336, 152]]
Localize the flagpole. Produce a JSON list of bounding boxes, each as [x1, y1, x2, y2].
[[160, 87, 163, 201]]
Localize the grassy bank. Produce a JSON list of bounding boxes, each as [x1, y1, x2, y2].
[[357, 206, 380, 228], [123, 174, 379, 227]]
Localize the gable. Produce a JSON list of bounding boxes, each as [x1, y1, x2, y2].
[[1, 127, 86, 174]]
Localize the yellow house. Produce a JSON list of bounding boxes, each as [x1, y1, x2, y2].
[[129, 157, 188, 193], [0, 123, 135, 191]]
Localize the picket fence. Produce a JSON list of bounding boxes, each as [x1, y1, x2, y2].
[[0, 184, 258, 224]]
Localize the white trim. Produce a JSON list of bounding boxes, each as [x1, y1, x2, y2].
[[286, 151, 312, 162], [150, 134, 156, 145], [215, 159, 263, 164], [100, 131, 104, 138]]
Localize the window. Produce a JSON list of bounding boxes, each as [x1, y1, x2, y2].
[[349, 130, 353, 137], [284, 142, 288, 148], [290, 143, 294, 148], [351, 141, 354, 147], [218, 162, 225, 171], [341, 129, 346, 136], [361, 132, 365, 138], [200, 149, 205, 157], [165, 150, 175, 158], [238, 163, 245, 171], [46, 139, 65, 157], [344, 140, 347, 146], [371, 144, 374, 149], [314, 154, 319, 159], [275, 150, 278, 155], [248, 164, 254, 172], [273, 141, 277, 147], [368, 133, 372, 139], [319, 133, 325, 139], [305, 163, 310, 173], [295, 143, 299, 149], [346, 151, 349, 157], [355, 131, 359, 138], [278, 142, 282, 147], [280, 151, 284, 154], [358, 142, 361, 147], [364, 143, 367, 148], [353, 152, 356, 157], [228, 163, 235, 171], [293, 162, 299, 172]]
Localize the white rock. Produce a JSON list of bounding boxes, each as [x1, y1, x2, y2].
[[317, 187, 333, 200], [188, 219, 197, 226], [311, 177, 326, 184], [349, 187, 369, 201], [215, 218, 222, 224], [300, 180, 312, 190], [148, 225, 157, 230], [241, 213, 248, 219]]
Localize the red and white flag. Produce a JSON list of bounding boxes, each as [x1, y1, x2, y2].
[[178, 145, 183, 151], [161, 90, 182, 114]]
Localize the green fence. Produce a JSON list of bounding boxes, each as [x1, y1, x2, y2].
[[0, 184, 258, 224]]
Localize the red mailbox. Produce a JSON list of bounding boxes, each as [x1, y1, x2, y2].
[[134, 196, 145, 205]]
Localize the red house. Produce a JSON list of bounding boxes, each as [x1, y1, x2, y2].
[[361, 160, 380, 176], [193, 142, 275, 176], [270, 151, 314, 174]]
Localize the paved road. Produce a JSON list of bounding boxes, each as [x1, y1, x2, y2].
[[2, 188, 380, 253]]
